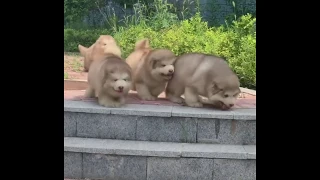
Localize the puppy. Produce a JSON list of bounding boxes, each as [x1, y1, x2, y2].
[[85, 54, 132, 108], [78, 35, 122, 72], [126, 38, 176, 101], [165, 53, 240, 110]]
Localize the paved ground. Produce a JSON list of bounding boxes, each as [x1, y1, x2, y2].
[[64, 57, 256, 109], [64, 90, 256, 109]]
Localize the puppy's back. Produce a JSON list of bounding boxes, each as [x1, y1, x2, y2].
[[173, 53, 236, 83], [204, 55, 239, 90], [172, 53, 207, 84]]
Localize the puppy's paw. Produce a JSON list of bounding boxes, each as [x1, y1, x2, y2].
[[168, 96, 185, 104], [199, 97, 211, 104], [109, 103, 121, 108], [112, 101, 124, 108], [102, 101, 123, 108], [186, 102, 203, 108], [98, 98, 108, 107], [98, 97, 114, 107], [141, 96, 156, 101]]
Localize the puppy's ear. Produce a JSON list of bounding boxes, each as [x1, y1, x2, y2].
[[171, 56, 178, 64], [135, 38, 150, 50], [211, 83, 222, 95], [98, 63, 111, 85], [148, 58, 156, 70], [78, 45, 88, 56]]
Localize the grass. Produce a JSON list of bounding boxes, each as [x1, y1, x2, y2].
[[64, 72, 69, 79]]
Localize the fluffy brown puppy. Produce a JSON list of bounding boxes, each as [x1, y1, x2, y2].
[[85, 54, 132, 108], [126, 39, 176, 101], [165, 53, 240, 110], [78, 35, 121, 72]]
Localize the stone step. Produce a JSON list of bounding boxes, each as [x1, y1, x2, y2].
[[64, 137, 256, 180], [64, 100, 256, 145]]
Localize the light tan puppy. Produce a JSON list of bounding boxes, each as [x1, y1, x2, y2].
[[78, 35, 122, 72], [85, 54, 132, 108], [165, 53, 241, 110], [126, 39, 176, 100]]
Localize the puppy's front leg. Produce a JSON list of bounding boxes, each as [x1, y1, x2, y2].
[[117, 96, 126, 107], [84, 86, 95, 98], [184, 87, 203, 108], [136, 83, 156, 101], [166, 93, 185, 104], [199, 96, 212, 105], [97, 94, 121, 108]]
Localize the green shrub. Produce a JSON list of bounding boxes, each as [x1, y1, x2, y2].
[[64, 29, 111, 52], [64, 13, 256, 89]]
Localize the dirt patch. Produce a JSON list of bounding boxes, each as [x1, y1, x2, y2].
[[64, 52, 88, 80]]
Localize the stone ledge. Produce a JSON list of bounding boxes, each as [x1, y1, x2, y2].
[[64, 137, 256, 160], [240, 87, 256, 96], [64, 100, 256, 120], [64, 79, 256, 96]]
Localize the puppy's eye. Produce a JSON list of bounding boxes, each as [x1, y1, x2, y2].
[[104, 43, 107, 45], [224, 94, 229, 98], [114, 79, 117, 81], [161, 65, 166, 67], [123, 79, 127, 81]]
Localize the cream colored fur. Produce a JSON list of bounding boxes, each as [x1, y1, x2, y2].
[[85, 54, 132, 108], [78, 35, 121, 72], [165, 53, 240, 110], [126, 39, 176, 100]]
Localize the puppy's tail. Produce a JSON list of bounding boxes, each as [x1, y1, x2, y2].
[[134, 38, 150, 51], [78, 44, 88, 56]]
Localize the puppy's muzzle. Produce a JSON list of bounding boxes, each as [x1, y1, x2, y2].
[[218, 101, 234, 110], [116, 86, 124, 93], [161, 69, 174, 76]]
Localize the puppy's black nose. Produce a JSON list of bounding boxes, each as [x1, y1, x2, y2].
[[118, 86, 124, 90], [229, 104, 234, 107], [168, 69, 173, 73]]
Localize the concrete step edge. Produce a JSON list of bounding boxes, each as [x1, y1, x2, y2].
[[64, 100, 256, 120], [64, 137, 256, 160]]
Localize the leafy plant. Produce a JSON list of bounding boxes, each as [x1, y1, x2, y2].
[[64, 13, 256, 89]]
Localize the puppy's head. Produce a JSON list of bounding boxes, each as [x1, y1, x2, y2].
[[95, 35, 122, 57], [145, 49, 176, 81], [207, 75, 240, 110], [101, 58, 132, 97]]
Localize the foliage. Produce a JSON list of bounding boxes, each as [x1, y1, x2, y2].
[[64, 28, 110, 51], [64, 13, 256, 89]]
